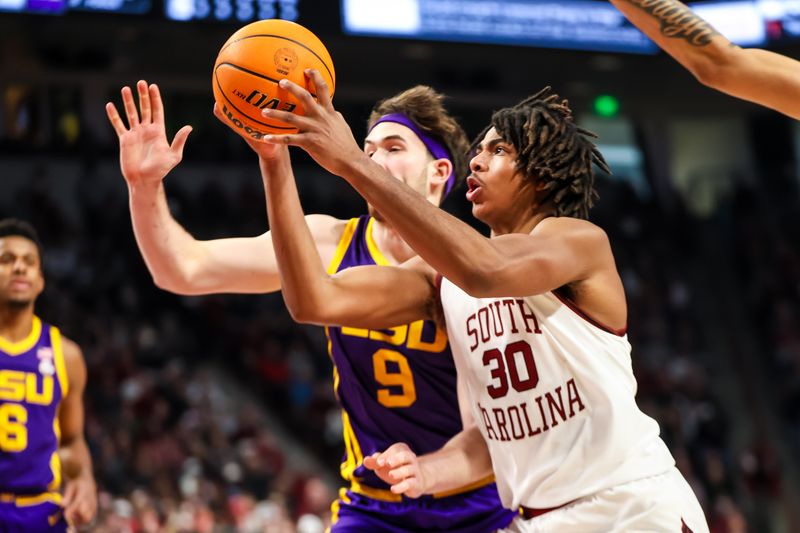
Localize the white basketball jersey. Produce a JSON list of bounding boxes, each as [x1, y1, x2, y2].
[[440, 278, 675, 510]]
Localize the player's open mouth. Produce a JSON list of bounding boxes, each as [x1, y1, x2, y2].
[[465, 176, 482, 202]]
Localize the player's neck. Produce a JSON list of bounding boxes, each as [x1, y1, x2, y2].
[[0, 305, 36, 343], [370, 219, 416, 265], [490, 211, 552, 237]]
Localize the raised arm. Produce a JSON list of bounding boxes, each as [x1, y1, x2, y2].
[[238, 107, 439, 329], [611, 0, 800, 119], [57, 337, 96, 527], [106, 81, 340, 295], [256, 75, 620, 299]]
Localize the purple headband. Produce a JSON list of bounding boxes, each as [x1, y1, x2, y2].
[[369, 113, 457, 196]]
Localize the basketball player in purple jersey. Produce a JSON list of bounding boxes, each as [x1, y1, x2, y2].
[[106, 82, 515, 531], [0, 219, 96, 532], [610, 0, 800, 119]]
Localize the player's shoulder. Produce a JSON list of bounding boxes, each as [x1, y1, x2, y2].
[[58, 334, 85, 368], [304, 214, 350, 246], [533, 216, 609, 244]]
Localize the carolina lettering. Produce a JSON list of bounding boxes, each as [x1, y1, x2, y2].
[[478, 378, 586, 441]]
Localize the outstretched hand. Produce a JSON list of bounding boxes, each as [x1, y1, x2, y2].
[[258, 70, 365, 177], [363, 443, 427, 498], [106, 80, 192, 187]]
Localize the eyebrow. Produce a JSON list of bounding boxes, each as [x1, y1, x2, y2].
[[477, 138, 506, 152], [364, 134, 409, 147]]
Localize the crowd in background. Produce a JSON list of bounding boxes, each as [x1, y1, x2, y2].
[[1, 128, 797, 531]]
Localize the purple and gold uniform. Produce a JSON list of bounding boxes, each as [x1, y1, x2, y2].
[[0, 316, 69, 532], [326, 216, 515, 532]]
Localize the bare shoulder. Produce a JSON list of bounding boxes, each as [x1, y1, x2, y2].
[[305, 214, 349, 246], [59, 334, 87, 391], [400, 255, 437, 282], [533, 216, 608, 240]]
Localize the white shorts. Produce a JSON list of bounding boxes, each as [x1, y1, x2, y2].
[[501, 467, 709, 533]]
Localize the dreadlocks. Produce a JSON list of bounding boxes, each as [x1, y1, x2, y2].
[[471, 87, 610, 220]]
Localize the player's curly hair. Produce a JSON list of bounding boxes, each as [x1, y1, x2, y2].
[[368, 86, 470, 198], [471, 87, 610, 220], [0, 218, 44, 268]]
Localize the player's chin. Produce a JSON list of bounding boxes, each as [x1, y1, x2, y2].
[[470, 202, 490, 223]]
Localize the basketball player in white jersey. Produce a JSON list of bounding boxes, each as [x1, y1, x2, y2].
[[253, 71, 710, 532], [610, 0, 800, 120]]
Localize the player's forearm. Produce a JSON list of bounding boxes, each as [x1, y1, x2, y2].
[[128, 181, 205, 294], [343, 156, 495, 294], [419, 425, 493, 495], [611, 0, 732, 78], [59, 437, 95, 483], [261, 155, 331, 323]]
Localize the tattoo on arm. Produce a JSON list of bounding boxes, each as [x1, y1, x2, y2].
[[624, 0, 720, 46]]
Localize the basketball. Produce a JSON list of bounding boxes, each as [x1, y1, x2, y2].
[[212, 19, 335, 139]]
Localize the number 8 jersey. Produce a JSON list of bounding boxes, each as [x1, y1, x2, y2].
[[440, 277, 676, 511], [0, 316, 67, 495]]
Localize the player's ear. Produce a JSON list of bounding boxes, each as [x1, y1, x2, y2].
[[428, 158, 452, 187]]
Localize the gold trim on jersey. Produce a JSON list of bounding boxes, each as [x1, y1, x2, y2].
[[326, 218, 359, 275], [0, 491, 62, 507], [50, 326, 69, 397], [364, 218, 391, 266], [49, 325, 67, 491], [327, 487, 352, 531], [345, 473, 497, 502], [340, 410, 363, 482], [0, 316, 42, 355]]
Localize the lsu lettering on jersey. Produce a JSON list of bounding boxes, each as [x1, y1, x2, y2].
[[0, 315, 67, 495], [440, 278, 675, 511], [326, 216, 515, 532]]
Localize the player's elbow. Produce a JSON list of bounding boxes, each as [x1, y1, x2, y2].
[[457, 263, 504, 298], [151, 272, 198, 295], [687, 47, 737, 90], [284, 293, 331, 325]]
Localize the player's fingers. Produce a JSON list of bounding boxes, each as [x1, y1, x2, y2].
[[261, 107, 314, 132], [385, 450, 415, 469], [263, 133, 298, 146], [305, 69, 332, 109], [363, 453, 380, 470], [213, 102, 225, 123], [137, 80, 151, 123], [121, 86, 140, 128], [278, 78, 317, 113], [170, 126, 193, 156], [390, 478, 420, 496], [105, 103, 128, 137], [150, 83, 165, 125], [388, 465, 417, 481]]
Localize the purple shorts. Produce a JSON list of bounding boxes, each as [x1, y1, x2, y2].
[[330, 483, 516, 532], [0, 499, 68, 533]]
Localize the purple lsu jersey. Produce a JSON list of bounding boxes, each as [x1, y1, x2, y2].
[[0, 316, 66, 496], [326, 217, 515, 532]]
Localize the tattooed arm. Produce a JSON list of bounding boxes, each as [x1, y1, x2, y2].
[[611, 0, 800, 119]]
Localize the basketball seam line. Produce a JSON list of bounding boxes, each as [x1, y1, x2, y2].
[[218, 33, 335, 84]]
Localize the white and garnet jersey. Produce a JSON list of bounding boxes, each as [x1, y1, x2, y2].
[[440, 278, 675, 511]]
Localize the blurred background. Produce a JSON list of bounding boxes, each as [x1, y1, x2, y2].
[[1, 0, 799, 531]]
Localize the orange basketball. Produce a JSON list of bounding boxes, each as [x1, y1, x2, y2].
[[213, 19, 335, 139]]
